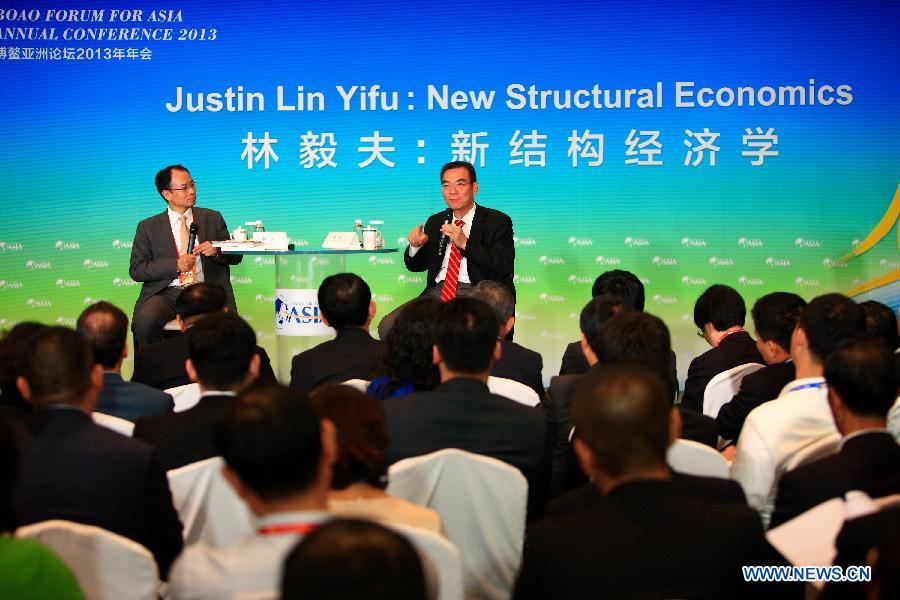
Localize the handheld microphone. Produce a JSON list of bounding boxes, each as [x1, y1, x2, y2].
[[437, 208, 453, 257], [187, 222, 198, 254]]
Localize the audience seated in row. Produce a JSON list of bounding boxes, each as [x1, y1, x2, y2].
[[290, 273, 385, 394]]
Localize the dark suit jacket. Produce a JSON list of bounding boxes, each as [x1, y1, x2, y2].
[[129, 207, 242, 314], [97, 372, 174, 422], [770, 431, 900, 527], [680, 330, 764, 413], [514, 479, 782, 600], [131, 331, 276, 391], [289, 327, 384, 394], [821, 506, 900, 600], [491, 340, 545, 401], [384, 377, 547, 510], [559, 341, 680, 393], [133, 393, 237, 472], [404, 205, 515, 299], [14, 407, 183, 578], [716, 361, 795, 442]]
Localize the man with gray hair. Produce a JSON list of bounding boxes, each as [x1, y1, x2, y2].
[[473, 280, 544, 400]]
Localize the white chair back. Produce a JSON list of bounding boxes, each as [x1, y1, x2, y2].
[[167, 456, 255, 548], [667, 438, 730, 478], [888, 395, 900, 443], [487, 376, 540, 407], [92, 411, 135, 437], [16, 519, 159, 600], [389, 523, 465, 600], [342, 379, 370, 392], [702, 362, 766, 418], [166, 383, 201, 412], [387, 448, 527, 600], [784, 434, 841, 472]]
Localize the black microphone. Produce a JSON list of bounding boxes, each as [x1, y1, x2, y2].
[[187, 222, 198, 254], [437, 209, 453, 257]]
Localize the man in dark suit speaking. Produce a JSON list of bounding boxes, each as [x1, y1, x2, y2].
[[129, 164, 242, 348]]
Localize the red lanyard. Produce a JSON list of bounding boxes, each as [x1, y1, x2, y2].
[[257, 522, 321, 536], [717, 328, 746, 345]]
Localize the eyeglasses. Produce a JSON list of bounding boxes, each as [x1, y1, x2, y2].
[[441, 180, 471, 191], [169, 181, 197, 192], [696, 328, 705, 339]]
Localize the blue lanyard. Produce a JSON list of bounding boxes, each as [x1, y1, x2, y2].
[[786, 380, 826, 394]]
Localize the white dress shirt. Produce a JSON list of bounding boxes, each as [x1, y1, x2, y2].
[[166, 207, 204, 287], [408, 204, 476, 285]]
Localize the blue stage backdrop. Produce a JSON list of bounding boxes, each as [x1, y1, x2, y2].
[[1, 0, 898, 383]]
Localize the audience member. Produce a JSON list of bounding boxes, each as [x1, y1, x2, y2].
[[383, 297, 547, 511], [77, 301, 174, 421], [860, 300, 900, 351], [281, 519, 426, 600], [473, 280, 545, 400], [168, 385, 335, 599], [367, 297, 441, 400], [514, 365, 781, 599], [731, 293, 866, 526], [131, 282, 276, 390], [13, 327, 183, 577], [290, 273, 385, 393], [311, 385, 443, 534], [134, 312, 260, 471], [821, 506, 900, 600], [0, 322, 47, 419], [680, 284, 764, 413], [770, 336, 900, 526], [716, 292, 806, 441]]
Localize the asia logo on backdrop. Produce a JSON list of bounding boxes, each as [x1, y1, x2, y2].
[[737, 237, 764, 248], [112, 239, 134, 249], [274, 288, 334, 336], [624, 236, 651, 247]]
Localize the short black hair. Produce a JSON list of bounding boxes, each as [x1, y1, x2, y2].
[[436, 297, 499, 374], [572, 364, 671, 478], [440, 160, 477, 183], [282, 519, 426, 600], [799, 294, 865, 364], [214, 385, 322, 501], [750, 292, 807, 351], [21, 327, 94, 405], [693, 284, 746, 330], [175, 283, 228, 320], [591, 270, 645, 311], [376, 297, 441, 397], [596, 312, 676, 403], [154, 164, 188, 198], [310, 385, 389, 490], [0, 322, 48, 410], [472, 280, 515, 323], [825, 336, 898, 419], [76, 301, 128, 369], [860, 300, 900, 351], [579, 295, 629, 357], [318, 273, 371, 330], [187, 313, 256, 390]]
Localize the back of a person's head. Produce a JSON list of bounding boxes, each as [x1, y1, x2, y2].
[[580, 294, 629, 355], [282, 519, 426, 600], [824, 336, 898, 419], [214, 385, 322, 500], [188, 312, 256, 390], [591, 269, 645, 311], [436, 297, 500, 374], [318, 273, 371, 330], [799, 294, 865, 363], [310, 385, 389, 490], [572, 364, 670, 478], [76, 301, 128, 369], [472, 280, 515, 323], [596, 312, 675, 402], [750, 292, 806, 351], [693, 284, 746, 330], [0, 322, 48, 406], [382, 297, 441, 392], [175, 282, 228, 320], [860, 300, 900, 351], [21, 327, 94, 406]]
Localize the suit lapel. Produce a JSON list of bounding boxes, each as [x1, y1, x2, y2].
[[153, 211, 178, 259]]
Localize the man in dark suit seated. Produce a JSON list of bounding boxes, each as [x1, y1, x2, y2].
[[514, 365, 783, 599], [680, 284, 764, 414], [131, 282, 276, 390], [770, 336, 900, 527], [134, 312, 261, 471], [13, 327, 183, 578], [716, 292, 806, 442], [76, 301, 173, 422], [472, 280, 545, 400], [383, 297, 547, 511], [289, 273, 385, 393]]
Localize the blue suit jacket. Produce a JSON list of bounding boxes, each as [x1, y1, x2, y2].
[[97, 372, 174, 422]]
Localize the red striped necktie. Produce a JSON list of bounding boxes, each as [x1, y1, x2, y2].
[[440, 219, 466, 302]]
